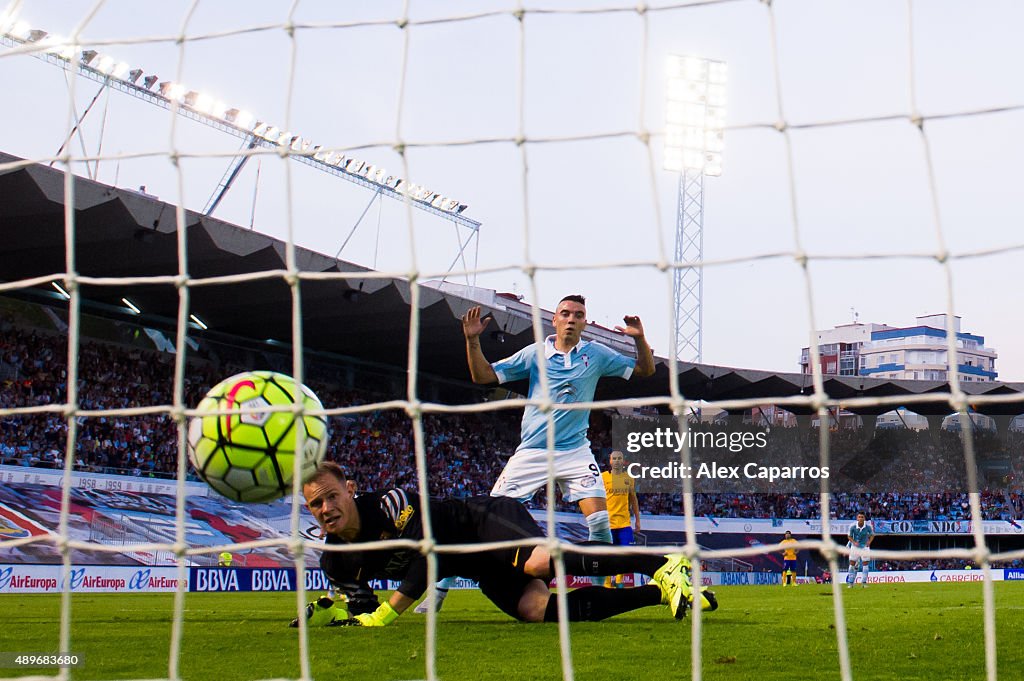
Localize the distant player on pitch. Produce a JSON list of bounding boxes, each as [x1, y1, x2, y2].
[[847, 513, 874, 588], [779, 531, 798, 587], [602, 450, 640, 588], [462, 295, 654, 543]]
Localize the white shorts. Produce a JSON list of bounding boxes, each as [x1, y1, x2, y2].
[[491, 444, 605, 503], [849, 546, 870, 566]]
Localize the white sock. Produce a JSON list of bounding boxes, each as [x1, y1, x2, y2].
[[586, 510, 612, 543]]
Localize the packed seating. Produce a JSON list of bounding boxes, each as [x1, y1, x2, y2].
[[2, 311, 1022, 520]]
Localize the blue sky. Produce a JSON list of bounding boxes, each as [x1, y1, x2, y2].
[[2, 0, 1022, 379]]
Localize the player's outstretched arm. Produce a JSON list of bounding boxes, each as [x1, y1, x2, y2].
[[614, 315, 655, 378], [462, 306, 499, 384]]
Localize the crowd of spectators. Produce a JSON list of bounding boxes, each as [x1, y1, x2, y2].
[[3, 314, 1024, 523], [875, 558, 981, 571]]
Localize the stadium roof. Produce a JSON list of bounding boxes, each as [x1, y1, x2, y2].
[[2, 151, 1023, 418]]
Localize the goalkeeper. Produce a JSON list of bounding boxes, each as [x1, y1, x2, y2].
[[291, 462, 716, 628]]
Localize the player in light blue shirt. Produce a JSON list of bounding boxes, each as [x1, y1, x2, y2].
[[418, 295, 654, 613], [847, 513, 874, 588], [463, 295, 654, 539], [490, 329, 635, 452]]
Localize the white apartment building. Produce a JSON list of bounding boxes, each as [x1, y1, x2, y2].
[[858, 314, 998, 382], [799, 322, 893, 377]]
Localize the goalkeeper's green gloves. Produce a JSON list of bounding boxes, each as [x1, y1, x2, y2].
[[289, 596, 348, 627], [349, 602, 400, 627]]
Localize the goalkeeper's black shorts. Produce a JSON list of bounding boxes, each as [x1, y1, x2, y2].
[[447, 496, 546, 621]]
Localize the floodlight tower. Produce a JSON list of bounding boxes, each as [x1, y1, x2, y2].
[[664, 55, 727, 363], [0, 15, 481, 285]]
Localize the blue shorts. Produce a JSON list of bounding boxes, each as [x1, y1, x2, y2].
[[611, 526, 634, 546], [783, 560, 797, 572]]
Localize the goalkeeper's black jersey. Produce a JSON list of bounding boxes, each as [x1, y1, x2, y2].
[[318, 489, 543, 601]]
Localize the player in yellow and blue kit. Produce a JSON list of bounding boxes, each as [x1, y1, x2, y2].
[[601, 450, 640, 587], [779, 531, 798, 587]]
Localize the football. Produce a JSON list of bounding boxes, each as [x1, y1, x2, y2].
[[187, 371, 329, 502]]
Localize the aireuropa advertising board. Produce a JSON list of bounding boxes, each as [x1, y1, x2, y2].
[[0, 565, 446, 593], [0, 565, 184, 593]]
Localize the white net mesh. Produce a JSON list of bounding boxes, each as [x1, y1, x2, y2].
[[1, 1, 1023, 680]]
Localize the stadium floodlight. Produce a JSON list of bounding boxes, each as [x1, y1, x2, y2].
[[158, 81, 186, 101], [664, 54, 727, 176], [233, 110, 253, 129], [188, 92, 217, 114], [9, 21, 30, 40], [1, 19, 478, 257], [664, 53, 727, 364], [121, 297, 141, 314], [95, 54, 116, 74], [0, 8, 16, 34], [189, 314, 208, 330], [224, 108, 253, 128], [51, 282, 71, 300], [40, 35, 75, 60]]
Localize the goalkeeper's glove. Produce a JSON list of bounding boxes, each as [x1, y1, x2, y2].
[[338, 602, 399, 628], [289, 596, 349, 627]]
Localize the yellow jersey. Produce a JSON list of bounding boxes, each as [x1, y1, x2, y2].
[[601, 470, 635, 529], [780, 537, 798, 560]]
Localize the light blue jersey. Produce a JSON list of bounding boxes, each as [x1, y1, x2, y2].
[[492, 336, 635, 451], [848, 522, 874, 548]]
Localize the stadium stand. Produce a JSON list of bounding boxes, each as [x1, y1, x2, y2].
[[3, 297, 1023, 524]]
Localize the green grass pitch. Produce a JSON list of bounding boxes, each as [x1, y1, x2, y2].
[[2, 583, 1022, 680]]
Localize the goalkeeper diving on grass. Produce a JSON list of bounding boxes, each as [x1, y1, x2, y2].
[[291, 461, 716, 627]]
